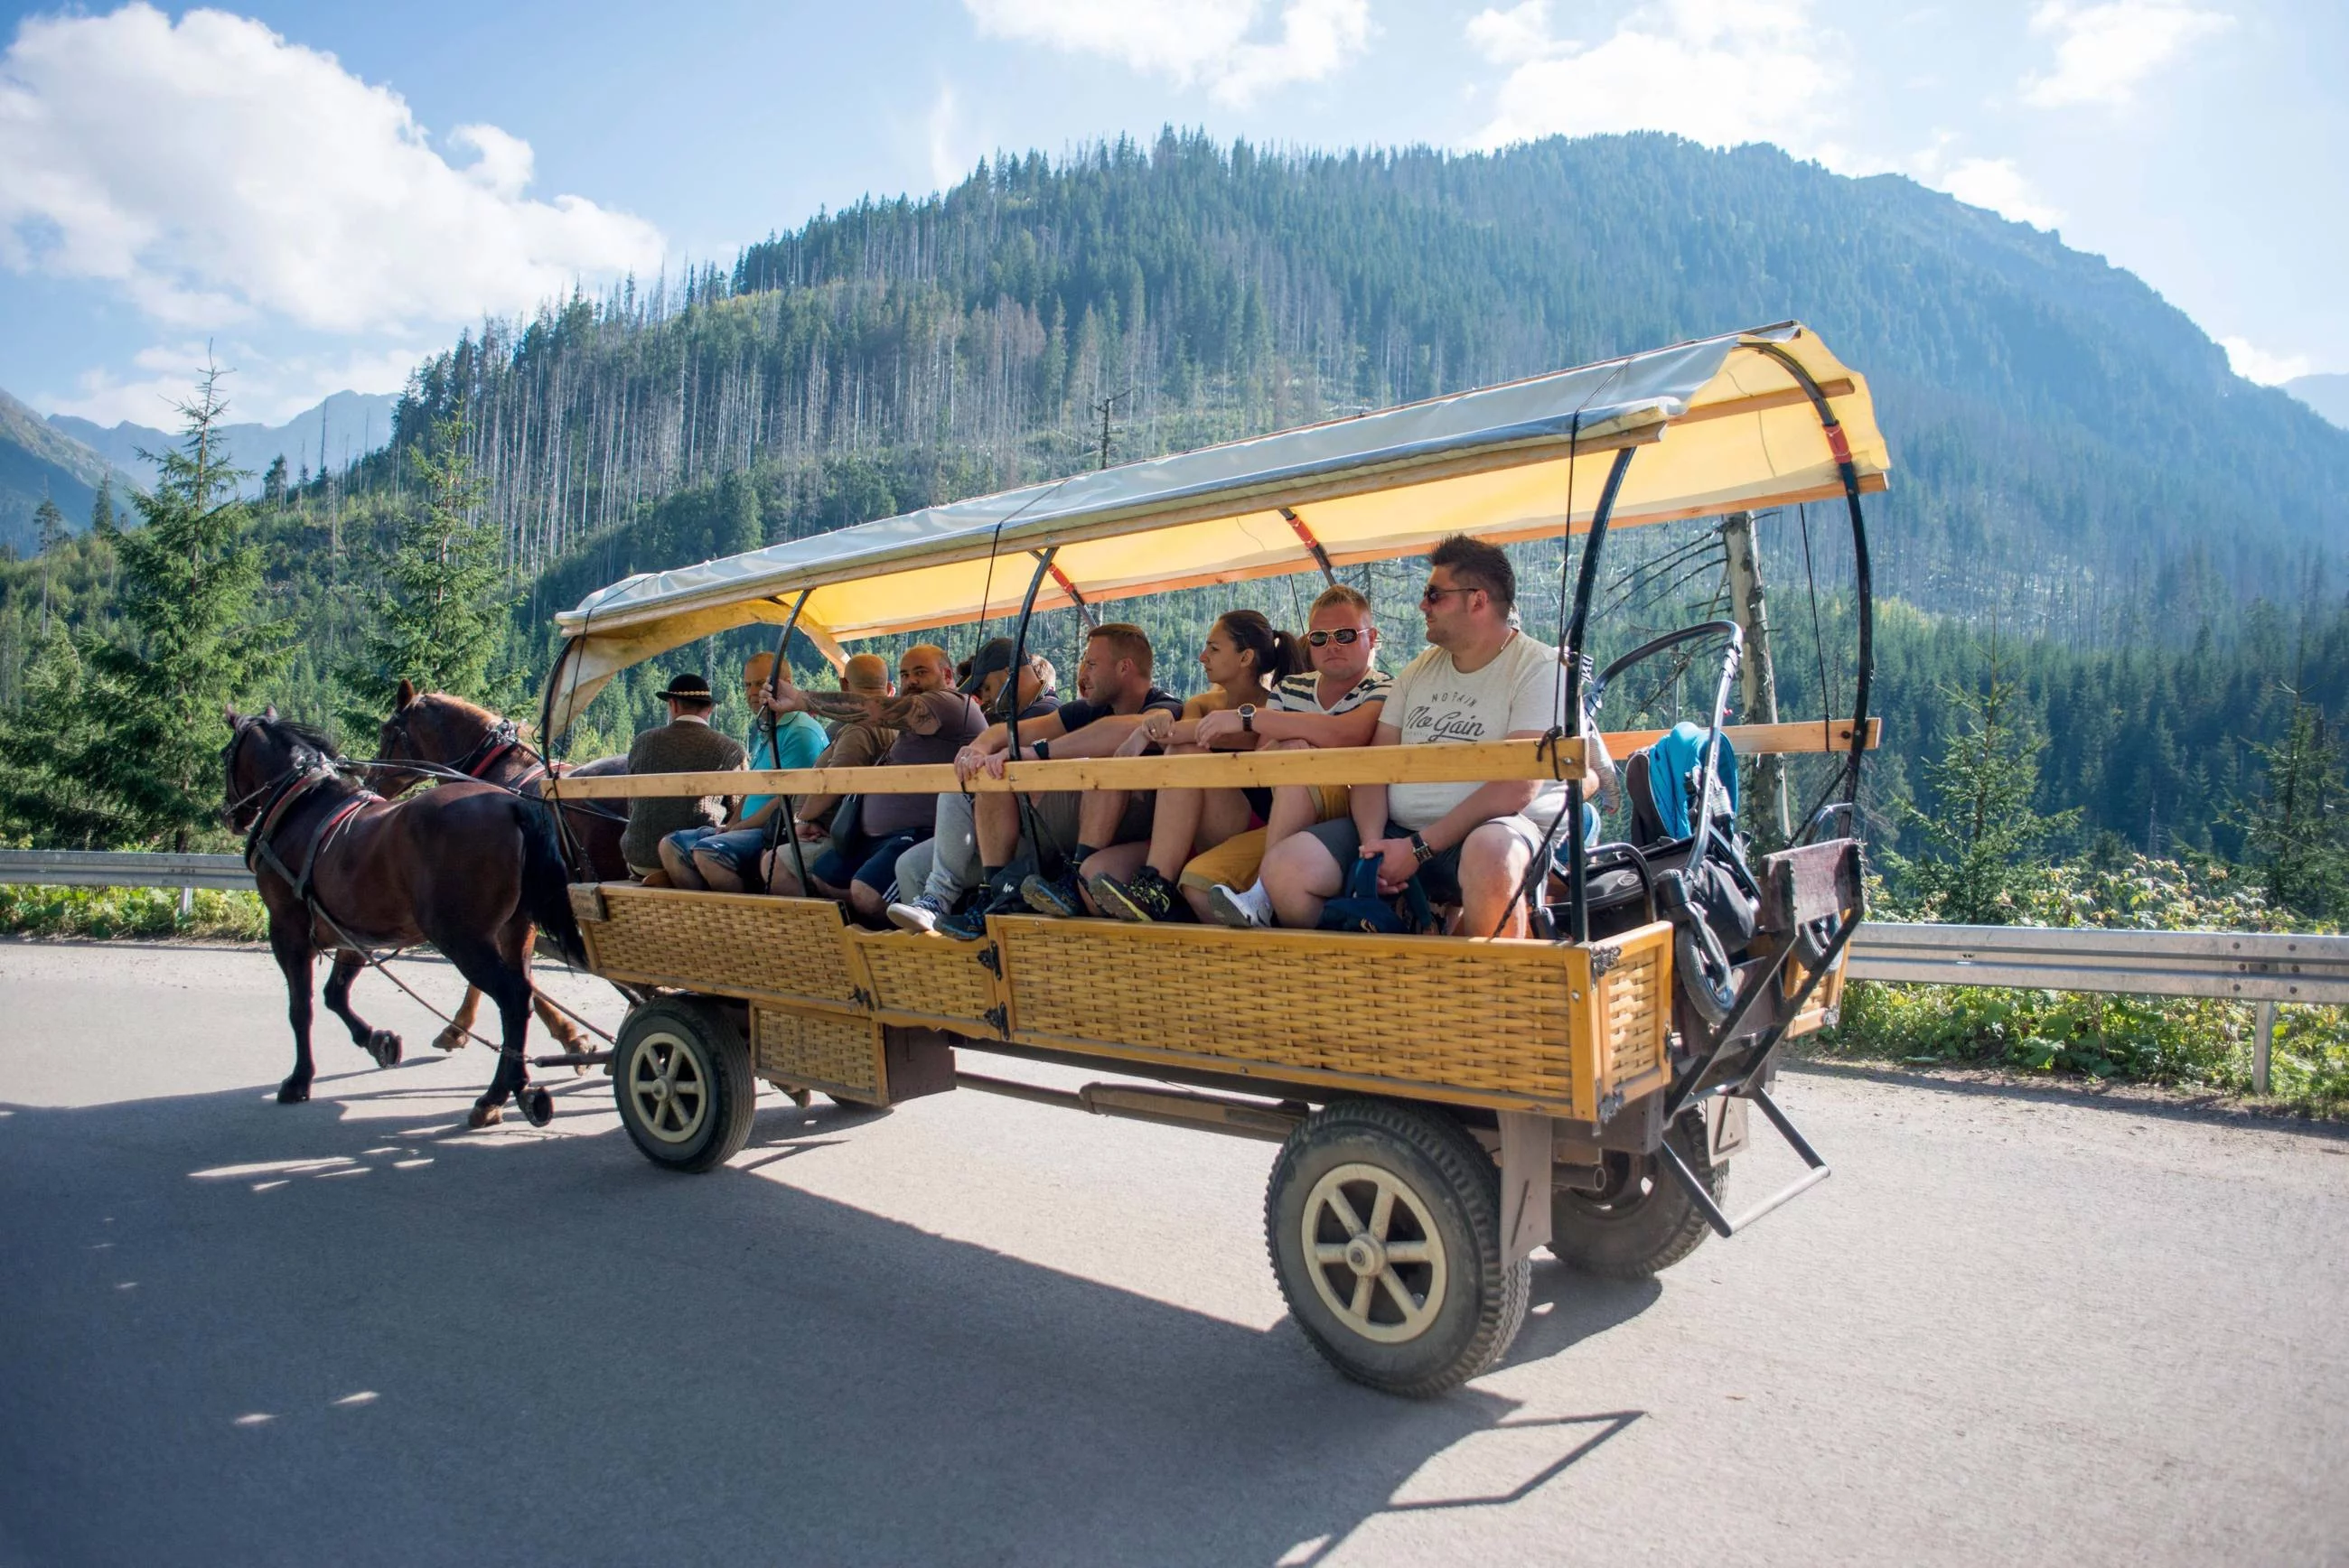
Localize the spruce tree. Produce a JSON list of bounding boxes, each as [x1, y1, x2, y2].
[[0, 366, 286, 848], [338, 406, 512, 733], [1885, 649, 2081, 924], [33, 492, 67, 637], [2234, 686, 2346, 919]]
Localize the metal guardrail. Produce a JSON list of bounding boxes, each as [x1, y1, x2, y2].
[[1846, 922, 2349, 1096], [2, 852, 2339, 1093], [1846, 922, 2349, 1004], [0, 849, 253, 891]]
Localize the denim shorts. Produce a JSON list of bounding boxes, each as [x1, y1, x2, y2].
[[813, 832, 926, 893], [664, 825, 772, 876]]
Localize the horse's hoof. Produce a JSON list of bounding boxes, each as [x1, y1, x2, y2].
[[369, 1030, 403, 1068], [276, 1078, 311, 1105], [466, 1102, 503, 1130], [432, 1027, 468, 1053], [521, 1087, 555, 1128]]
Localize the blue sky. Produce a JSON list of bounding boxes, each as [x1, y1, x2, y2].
[[0, 0, 2341, 425]]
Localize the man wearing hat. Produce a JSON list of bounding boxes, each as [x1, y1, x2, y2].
[[618, 667, 753, 881]]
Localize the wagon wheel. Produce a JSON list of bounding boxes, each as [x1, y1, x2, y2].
[[1549, 1107, 1722, 1279], [613, 998, 756, 1173], [1265, 1099, 1529, 1397]]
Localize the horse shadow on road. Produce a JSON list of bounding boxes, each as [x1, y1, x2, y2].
[[0, 1078, 1657, 1567]]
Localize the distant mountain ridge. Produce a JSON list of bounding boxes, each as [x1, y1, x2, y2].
[[48, 389, 398, 498], [2288, 373, 2349, 431], [378, 131, 2346, 648], [0, 388, 128, 556]]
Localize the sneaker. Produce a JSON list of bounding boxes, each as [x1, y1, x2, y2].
[[886, 891, 954, 935], [1021, 869, 1087, 919], [1091, 866, 1177, 922], [1206, 881, 1273, 929], [939, 882, 1025, 941]]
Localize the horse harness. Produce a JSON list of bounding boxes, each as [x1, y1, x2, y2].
[[241, 761, 386, 938]]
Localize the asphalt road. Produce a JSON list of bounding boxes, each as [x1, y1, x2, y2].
[[1, 938, 2344, 1567]]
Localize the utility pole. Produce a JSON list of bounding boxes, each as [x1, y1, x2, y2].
[[1720, 510, 1791, 848], [1093, 387, 1132, 471]]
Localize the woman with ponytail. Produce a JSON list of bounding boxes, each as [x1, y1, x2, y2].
[[1068, 609, 1299, 922]]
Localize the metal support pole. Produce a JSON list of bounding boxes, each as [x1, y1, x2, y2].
[[1720, 510, 1790, 850], [2253, 997, 2276, 1096]]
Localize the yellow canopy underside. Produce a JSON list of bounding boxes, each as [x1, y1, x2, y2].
[[546, 325, 1888, 733]]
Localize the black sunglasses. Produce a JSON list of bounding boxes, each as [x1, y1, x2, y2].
[[1306, 628, 1366, 647], [1419, 584, 1476, 606]]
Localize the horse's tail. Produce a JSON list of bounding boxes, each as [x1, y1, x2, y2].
[[516, 798, 589, 970]]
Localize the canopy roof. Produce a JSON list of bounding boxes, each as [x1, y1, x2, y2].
[[546, 321, 1888, 732]]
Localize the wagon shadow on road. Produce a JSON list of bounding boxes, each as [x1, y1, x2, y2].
[[0, 1078, 1659, 1568]]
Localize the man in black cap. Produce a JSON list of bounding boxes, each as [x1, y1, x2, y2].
[[618, 670, 750, 880]]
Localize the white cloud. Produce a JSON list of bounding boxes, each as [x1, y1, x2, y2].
[[2220, 336, 2311, 386], [1939, 156, 2065, 229], [47, 339, 426, 427], [0, 5, 664, 337], [2021, 1, 2232, 109], [1463, 0, 1846, 156], [964, 0, 1370, 105]]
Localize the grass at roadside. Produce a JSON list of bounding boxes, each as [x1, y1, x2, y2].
[[0, 883, 268, 943]]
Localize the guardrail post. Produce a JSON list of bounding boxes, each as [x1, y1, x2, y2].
[[2252, 998, 2276, 1097], [178, 886, 193, 919]]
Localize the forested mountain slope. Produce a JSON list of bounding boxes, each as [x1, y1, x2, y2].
[[375, 131, 2343, 646], [0, 390, 122, 556]]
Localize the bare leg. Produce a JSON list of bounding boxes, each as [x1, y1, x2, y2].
[[322, 950, 401, 1067], [1144, 789, 1206, 880], [1075, 788, 1128, 851], [1456, 821, 1536, 939], [659, 834, 707, 890], [693, 846, 748, 893], [1079, 841, 1150, 890], [763, 848, 808, 898], [1263, 831, 1348, 929], [974, 793, 1023, 868]]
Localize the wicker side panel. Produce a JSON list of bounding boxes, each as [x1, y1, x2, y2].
[[753, 1006, 884, 1102], [847, 930, 1001, 1034], [573, 885, 859, 1005], [995, 917, 1577, 1106], [1596, 923, 1672, 1093]]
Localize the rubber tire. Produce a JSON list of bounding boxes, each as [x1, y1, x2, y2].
[[1265, 1098, 1530, 1398], [613, 998, 756, 1173], [1549, 1108, 1724, 1279]]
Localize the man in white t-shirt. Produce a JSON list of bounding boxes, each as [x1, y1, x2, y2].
[[1259, 534, 1609, 938]]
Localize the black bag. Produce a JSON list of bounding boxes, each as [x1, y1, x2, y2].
[[1318, 854, 1440, 935]]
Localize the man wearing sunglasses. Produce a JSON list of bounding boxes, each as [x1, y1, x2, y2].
[[1259, 535, 1606, 938], [1179, 583, 1391, 926]]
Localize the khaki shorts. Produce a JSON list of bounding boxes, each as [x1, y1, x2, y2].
[[1179, 784, 1349, 891]]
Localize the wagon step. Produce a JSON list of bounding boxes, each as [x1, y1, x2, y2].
[[1659, 1085, 1830, 1237]]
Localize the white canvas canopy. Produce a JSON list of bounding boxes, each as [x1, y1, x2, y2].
[[545, 321, 1888, 733]]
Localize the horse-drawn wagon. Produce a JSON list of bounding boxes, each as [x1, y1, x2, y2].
[[541, 322, 1886, 1395]]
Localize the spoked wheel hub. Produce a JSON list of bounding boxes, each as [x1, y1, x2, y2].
[[1301, 1162, 1447, 1345], [625, 1030, 708, 1146]]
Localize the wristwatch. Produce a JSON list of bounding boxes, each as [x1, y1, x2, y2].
[[1408, 830, 1437, 864], [1239, 704, 1256, 733]]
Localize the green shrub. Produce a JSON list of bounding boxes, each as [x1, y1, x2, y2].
[[1816, 853, 2349, 1113], [0, 883, 268, 942]]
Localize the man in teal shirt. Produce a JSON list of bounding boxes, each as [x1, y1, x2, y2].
[[658, 651, 828, 891]]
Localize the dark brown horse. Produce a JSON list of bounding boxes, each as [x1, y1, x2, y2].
[[223, 706, 586, 1126], [369, 681, 628, 1054]]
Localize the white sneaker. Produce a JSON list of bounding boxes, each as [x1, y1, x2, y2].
[[1206, 882, 1272, 929], [886, 891, 953, 934]]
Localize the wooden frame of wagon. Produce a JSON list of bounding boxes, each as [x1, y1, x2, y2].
[[536, 320, 1888, 1395]]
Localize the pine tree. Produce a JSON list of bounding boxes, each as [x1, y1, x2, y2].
[[33, 492, 67, 637], [0, 365, 286, 848], [88, 476, 116, 536], [1885, 648, 2082, 924], [262, 454, 289, 507], [2234, 686, 2347, 919], [337, 405, 512, 733]]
